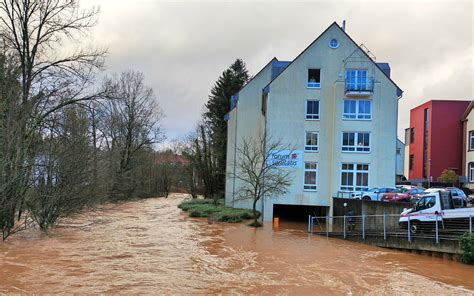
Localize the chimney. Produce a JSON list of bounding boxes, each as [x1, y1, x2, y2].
[[342, 20, 346, 31]]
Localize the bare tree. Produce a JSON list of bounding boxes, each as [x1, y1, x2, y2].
[[99, 71, 164, 200], [187, 167, 198, 199], [0, 50, 24, 239], [0, 0, 105, 239], [233, 135, 293, 227], [183, 124, 220, 204], [27, 105, 94, 232], [169, 139, 199, 199], [158, 165, 171, 198]]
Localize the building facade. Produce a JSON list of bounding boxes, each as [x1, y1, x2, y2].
[[225, 22, 403, 221], [406, 100, 470, 182], [462, 101, 474, 189], [396, 138, 405, 181]]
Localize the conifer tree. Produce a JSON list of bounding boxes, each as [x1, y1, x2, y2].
[[203, 59, 249, 195]]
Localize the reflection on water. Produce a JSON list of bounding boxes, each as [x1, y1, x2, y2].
[[1, 194, 473, 294]]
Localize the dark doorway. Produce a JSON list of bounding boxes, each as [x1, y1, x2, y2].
[[273, 204, 328, 222]]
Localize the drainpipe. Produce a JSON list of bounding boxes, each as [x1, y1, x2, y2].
[[329, 81, 338, 219]]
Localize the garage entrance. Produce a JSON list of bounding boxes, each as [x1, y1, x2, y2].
[[273, 204, 329, 222]]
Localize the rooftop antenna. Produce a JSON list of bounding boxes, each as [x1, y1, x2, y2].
[[342, 20, 346, 31]]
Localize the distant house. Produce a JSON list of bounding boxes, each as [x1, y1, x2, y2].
[[405, 100, 470, 183], [225, 22, 403, 221], [396, 138, 405, 181], [155, 152, 190, 166], [462, 101, 474, 188]]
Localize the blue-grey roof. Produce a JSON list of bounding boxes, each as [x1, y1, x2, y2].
[[271, 60, 291, 80], [376, 62, 391, 78], [230, 94, 239, 110]]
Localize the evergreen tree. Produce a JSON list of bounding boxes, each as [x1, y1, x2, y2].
[[203, 59, 249, 195]]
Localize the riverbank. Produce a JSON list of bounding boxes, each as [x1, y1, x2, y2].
[[178, 198, 256, 223]]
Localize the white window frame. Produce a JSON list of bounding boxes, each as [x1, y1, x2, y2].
[[304, 162, 318, 191], [307, 69, 321, 89], [469, 131, 474, 150], [340, 163, 369, 192], [345, 69, 369, 91], [469, 163, 474, 182], [342, 132, 371, 153], [306, 100, 320, 120], [305, 131, 319, 152], [343, 99, 372, 120]]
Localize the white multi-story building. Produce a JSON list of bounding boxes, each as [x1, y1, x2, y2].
[[462, 101, 474, 189], [396, 138, 405, 181], [225, 22, 403, 221]]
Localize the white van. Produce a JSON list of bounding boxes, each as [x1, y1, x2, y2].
[[399, 190, 474, 234]]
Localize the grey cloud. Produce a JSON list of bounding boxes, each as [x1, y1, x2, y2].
[[83, 0, 472, 141]]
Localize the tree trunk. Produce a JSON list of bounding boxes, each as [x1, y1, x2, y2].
[[252, 198, 259, 227]]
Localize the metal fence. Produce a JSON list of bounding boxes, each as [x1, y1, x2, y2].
[[308, 214, 474, 244]]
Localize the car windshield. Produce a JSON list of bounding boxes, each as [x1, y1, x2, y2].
[[368, 187, 379, 192], [396, 188, 408, 193]]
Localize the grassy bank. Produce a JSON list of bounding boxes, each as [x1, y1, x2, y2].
[[178, 199, 257, 223]]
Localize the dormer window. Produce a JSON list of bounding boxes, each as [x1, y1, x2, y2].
[[307, 69, 321, 88]]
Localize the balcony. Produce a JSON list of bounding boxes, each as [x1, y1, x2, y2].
[[345, 79, 374, 97]]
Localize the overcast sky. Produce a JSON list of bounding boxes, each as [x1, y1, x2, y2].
[[82, 0, 473, 142]]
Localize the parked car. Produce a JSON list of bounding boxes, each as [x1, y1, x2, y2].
[[397, 185, 419, 190], [425, 187, 467, 208], [468, 194, 474, 204], [381, 187, 425, 203], [352, 187, 398, 201]]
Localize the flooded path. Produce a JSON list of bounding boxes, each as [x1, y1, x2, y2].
[[1, 194, 473, 294]]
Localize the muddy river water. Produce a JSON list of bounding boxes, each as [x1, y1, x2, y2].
[[1, 194, 473, 294]]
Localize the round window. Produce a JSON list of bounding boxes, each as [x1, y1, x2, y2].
[[329, 38, 339, 49]]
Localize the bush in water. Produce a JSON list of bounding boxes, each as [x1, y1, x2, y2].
[[178, 199, 257, 223], [461, 232, 474, 265]]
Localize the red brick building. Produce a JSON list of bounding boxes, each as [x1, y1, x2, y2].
[[406, 100, 470, 181]]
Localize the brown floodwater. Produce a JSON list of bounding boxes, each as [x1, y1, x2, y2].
[[1, 194, 473, 295]]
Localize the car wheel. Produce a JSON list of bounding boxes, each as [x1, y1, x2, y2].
[[410, 222, 419, 235], [362, 196, 371, 201]]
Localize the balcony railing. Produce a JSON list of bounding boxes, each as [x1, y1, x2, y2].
[[345, 79, 374, 96]]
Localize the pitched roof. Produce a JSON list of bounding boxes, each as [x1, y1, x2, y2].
[[232, 57, 278, 98], [226, 57, 279, 117], [462, 100, 474, 121], [264, 22, 403, 97]]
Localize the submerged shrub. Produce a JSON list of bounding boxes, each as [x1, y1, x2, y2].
[[189, 211, 204, 218], [178, 199, 257, 224], [461, 232, 474, 265]]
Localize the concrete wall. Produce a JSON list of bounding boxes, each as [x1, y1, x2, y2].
[[333, 198, 408, 216], [329, 235, 462, 255], [332, 198, 410, 231]]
